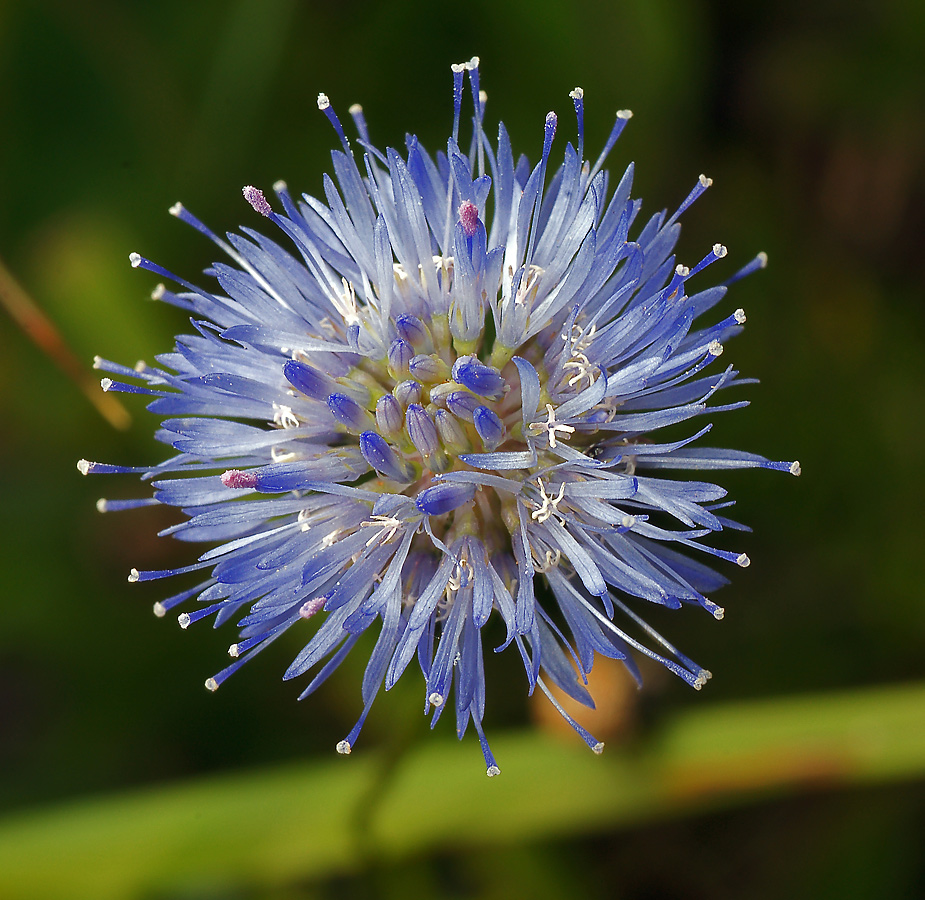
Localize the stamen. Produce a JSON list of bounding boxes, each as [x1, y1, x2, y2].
[[331, 277, 360, 326], [242, 185, 272, 217], [529, 404, 575, 449], [299, 597, 325, 619], [459, 200, 479, 237], [221, 470, 258, 490], [530, 479, 566, 524], [360, 515, 403, 547]]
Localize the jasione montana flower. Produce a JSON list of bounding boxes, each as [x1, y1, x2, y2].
[[81, 58, 799, 775]]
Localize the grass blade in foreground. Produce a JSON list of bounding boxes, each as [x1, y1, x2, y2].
[[1, 682, 924, 899]]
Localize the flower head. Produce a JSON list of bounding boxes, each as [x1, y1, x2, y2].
[[82, 58, 799, 775]]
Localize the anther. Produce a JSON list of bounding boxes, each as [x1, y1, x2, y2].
[[299, 597, 325, 619], [221, 470, 258, 490], [458, 200, 479, 237], [242, 185, 272, 217]]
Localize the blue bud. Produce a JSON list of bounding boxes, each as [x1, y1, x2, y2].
[[393, 380, 423, 409], [451, 356, 506, 399], [387, 338, 413, 379], [327, 393, 372, 432], [435, 409, 469, 451], [375, 394, 403, 436], [409, 354, 449, 384], [405, 403, 439, 458], [446, 389, 480, 422], [359, 432, 414, 482], [416, 481, 476, 516], [396, 314, 431, 349], [473, 406, 505, 451], [284, 359, 331, 400]]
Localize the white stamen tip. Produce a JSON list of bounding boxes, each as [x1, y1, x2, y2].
[[569, 87, 584, 100], [487, 765, 501, 777], [128, 568, 140, 583], [348, 103, 363, 115], [592, 741, 605, 755], [713, 243, 727, 258], [95, 498, 108, 513], [178, 612, 191, 629], [336, 740, 352, 755], [272, 179, 287, 192], [100, 377, 113, 392], [757, 251, 768, 268], [621, 515, 636, 528], [617, 109, 633, 119], [153, 602, 166, 618], [736, 553, 750, 568], [479, 89, 487, 104], [428, 692, 444, 708], [204, 677, 219, 692], [316, 92, 330, 110], [77, 459, 91, 475], [466, 56, 480, 69], [790, 461, 802, 477], [92, 356, 103, 369], [228, 643, 240, 658], [134, 360, 147, 373], [129, 252, 142, 268], [676, 265, 690, 277], [734, 308, 747, 324], [712, 606, 725, 620], [708, 340, 724, 357], [699, 174, 713, 187], [451, 62, 466, 73], [151, 283, 165, 300], [168, 202, 183, 217]]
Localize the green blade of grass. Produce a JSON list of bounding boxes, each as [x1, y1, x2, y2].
[[2, 682, 924, 899]]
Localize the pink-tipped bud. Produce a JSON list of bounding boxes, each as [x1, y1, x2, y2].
[[458, 200, 479, 237], [242, 185, 272, 217], [221, 469, 258, 489]]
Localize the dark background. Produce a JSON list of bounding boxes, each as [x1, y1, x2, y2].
[[1, 0, 923, 897]]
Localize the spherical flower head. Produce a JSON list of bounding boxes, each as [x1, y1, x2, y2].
[[83, 59, 799, 776]]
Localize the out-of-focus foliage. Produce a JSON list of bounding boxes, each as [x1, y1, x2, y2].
[[1, 0, 923, 897]]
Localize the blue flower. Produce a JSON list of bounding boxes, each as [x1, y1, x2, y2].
[[81, 59, 799, 775]]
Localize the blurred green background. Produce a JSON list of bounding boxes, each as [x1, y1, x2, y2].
[[1, 0, 923, 897]]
